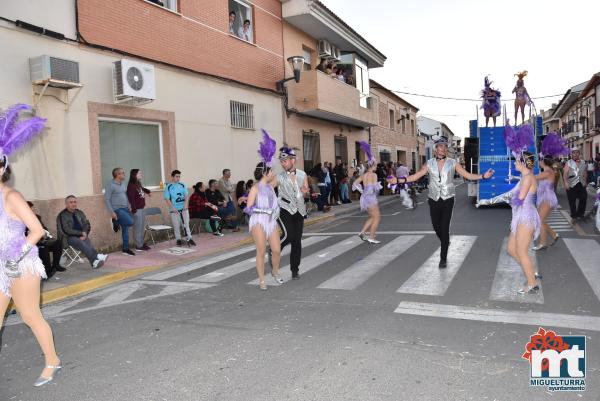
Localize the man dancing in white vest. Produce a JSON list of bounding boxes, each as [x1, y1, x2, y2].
[[388, 137, 494, 268], [276, 146, 309, 279]]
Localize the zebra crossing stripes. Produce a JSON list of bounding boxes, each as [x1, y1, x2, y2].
[[546, 211, 573, 233], [394, 301, 600, 332], [247, 236, 362, 284], [396, 236, 477, 296], [489, 238, 543, 304], [317, 235, 423, 290], [145, 244, 257, 281], [190, 236, 326, 283], [563, 238, 600, 301]]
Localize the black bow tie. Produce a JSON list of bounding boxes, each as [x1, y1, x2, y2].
[[436, 156, 446, 160]]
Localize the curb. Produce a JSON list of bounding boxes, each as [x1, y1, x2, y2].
[[35, 198, 391, 307]]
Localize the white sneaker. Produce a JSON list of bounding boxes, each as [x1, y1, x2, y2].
[[367, 238, 381, 244], [92, 259, 104, 269], [59, 255, 67, 268], [98, 254, 108, 262]]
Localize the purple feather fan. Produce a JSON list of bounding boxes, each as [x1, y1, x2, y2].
[[0, 104, 46, 157], [540, 132, 569, 158], [503, 124, 518, 153], [258, 129, 277, 167], [358, 141, 375, 166]]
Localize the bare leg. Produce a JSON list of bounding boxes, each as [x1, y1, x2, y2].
[[537, 204, 554, 246], [492, 116, 497, 127], [361, 216, 372, 235], [267, 229, 281, 276], [514, 103, 519, 125], [485, 116, 490, 127], [10, 273, 60, 379], [251, 226, 267, 286], [516, 225, 536, 287], [368, 206, 381, 239], [507, 233, 519, 263], [520, 105, 525, 125]]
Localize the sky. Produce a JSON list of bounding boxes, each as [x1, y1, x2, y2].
[[320, 0, 599, 138]]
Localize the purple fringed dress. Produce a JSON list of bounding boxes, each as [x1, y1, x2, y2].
[[359, 182, 383, 211], [248, 182, 280, 237], [536, 179, 558, 209], [510, 183, 541, 240], [0, 189, 46, 297]]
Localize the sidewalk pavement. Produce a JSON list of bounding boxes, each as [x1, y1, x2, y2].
[[37, 197, 397, 306]]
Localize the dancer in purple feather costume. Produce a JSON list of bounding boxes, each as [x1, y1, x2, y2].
[[244, 130, 283, 290], [507, 152, 542, 294], [481, 76, 501, 127], [353, 141, 382, 244], [532, 133, 568, 250], [0, 104, 61, 386]]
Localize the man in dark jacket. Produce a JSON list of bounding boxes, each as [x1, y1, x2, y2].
[[57, 195, 108, 269]]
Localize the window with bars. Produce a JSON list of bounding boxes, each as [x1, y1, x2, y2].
[[230, 101, 254, 129]]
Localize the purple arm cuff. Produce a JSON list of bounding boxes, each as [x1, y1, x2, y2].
[[511, 196, 524, 207]]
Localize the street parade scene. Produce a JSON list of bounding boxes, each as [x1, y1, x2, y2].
[[1, 0, 599, 400]]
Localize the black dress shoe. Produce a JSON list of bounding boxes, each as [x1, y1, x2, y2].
[[291, 272, 300, 280], [112, 219, 120, 232], [438, 260, 447, 269], [54, 266, 67, 272]]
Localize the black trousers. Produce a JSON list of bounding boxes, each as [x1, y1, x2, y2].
[[428, 197, 455, 262], [278, 209, 304, 273], [38, 239, 62, 276], [566, 182, 587, 218]]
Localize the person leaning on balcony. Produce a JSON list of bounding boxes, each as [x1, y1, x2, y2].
[[316, 58, 327, 72], [57, 195, 108, 269]]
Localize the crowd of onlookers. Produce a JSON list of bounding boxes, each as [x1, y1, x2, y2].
[[30, 157, 432, 280], [316, 58, 354, 85]]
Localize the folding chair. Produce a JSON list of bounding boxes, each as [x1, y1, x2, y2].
[[144, 207, 174, 245], [60, 246, 84, 267]]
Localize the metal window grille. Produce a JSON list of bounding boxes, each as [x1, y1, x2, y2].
[[230, 101, 254, 129]]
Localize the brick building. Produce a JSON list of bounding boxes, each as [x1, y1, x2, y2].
[[369, 80, 420, 171], [0, 0, 285, 249]]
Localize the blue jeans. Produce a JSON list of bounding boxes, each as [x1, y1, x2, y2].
[[218, 201, 238, 228], [340, 183, 349, 202], [115, 208, 134, 250]]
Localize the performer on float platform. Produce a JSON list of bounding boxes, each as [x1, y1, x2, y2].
[[388, 137, 494, 268], [481, 76, 501, 127]]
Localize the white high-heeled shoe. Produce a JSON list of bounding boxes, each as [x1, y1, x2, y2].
[[33, 362, 62, 387]]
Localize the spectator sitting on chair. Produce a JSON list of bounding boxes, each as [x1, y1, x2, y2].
[[236, 180, 249, 226], [164, 169, 196, 246], [214, 175, 240, 231], [57, 195, 107, 269], [104, 167, 135, 256], [189, 182, 223, 237], [26, 201, 65, 278], [206, 179, 237, 231]]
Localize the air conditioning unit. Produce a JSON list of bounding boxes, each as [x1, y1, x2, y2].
[[330, 45, 341, 61], [29, 55, 80, 88], [317, 40, 332, 58], [113, 59, 156, 104]]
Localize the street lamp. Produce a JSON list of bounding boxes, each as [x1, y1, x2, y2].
[[276, 56, 305, 91]]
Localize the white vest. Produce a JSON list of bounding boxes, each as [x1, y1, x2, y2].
[[566, 159, 585, 187], [427, 158, 457, 201]]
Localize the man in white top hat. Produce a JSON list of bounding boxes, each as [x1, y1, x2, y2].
[[389, 136, 494, 268]]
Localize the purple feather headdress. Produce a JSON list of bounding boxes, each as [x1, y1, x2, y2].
[[0, 103, 46, 167], [258, 129, 276, 167], [540, 132, 569, 158], [358, 141, 375, 167], [504, 123, 533, 158]]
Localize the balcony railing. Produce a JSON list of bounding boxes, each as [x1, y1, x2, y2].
[[286, 70, 377, 127]]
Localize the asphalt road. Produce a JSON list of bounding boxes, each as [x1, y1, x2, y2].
[[1, 183, 599, 401]]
